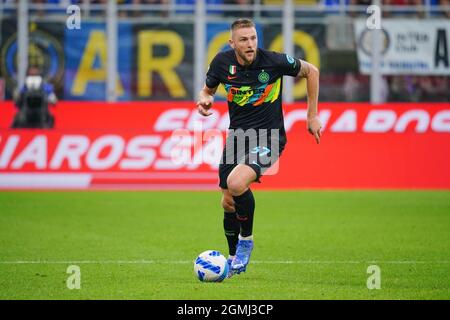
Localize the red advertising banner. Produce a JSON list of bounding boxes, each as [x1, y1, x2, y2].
[[0, 101, 449, 189]]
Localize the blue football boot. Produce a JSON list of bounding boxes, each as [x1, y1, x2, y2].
[[231, 238, 254, 274], [226, 256, 235, 278]]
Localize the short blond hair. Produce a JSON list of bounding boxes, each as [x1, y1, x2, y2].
[[230, 18, 255, 32]]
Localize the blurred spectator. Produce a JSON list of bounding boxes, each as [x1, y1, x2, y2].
[[379, 75, 390, 103], [223, 0, 254, 18], [31, 0, 47, 16], [323, 0, 350, 7], [89, 0, 106, 17], [123, 0, 170, 17], [29, 0, 80, 16], [264, 0, 318, 4], [404, 75, 421, 101], [1, 0, 16, 4], [343, 72, 360, 101], [0, 0, 17, 16], [417, 76, 436, 101], [389, 76, 407, 101], [433, 76, 450, 101], [417, 76, 449, 101], [349, 73, 387, 103], [263, 0, 320, 17], [383, 0, 425, 18], [387, 75, 449, 102], [348, 0, 372, 17], [12, 66, 57, 129], [46, 0, 79, 5], [89, 0, 170, 18], [438, 0, 450, 18], [175, 0, 223, 15]]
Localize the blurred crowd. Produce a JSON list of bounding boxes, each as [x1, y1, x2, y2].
[[1, 0, 449, 102], [321, 73, 449, 103], [1, 0, 448, 19]]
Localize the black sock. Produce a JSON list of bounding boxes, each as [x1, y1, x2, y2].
[[223, 211, 240, 256], [232, 189, 255, 237]]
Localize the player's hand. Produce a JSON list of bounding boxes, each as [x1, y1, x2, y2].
[[307, 116, 322, 144], [196, 96, 214, 117]]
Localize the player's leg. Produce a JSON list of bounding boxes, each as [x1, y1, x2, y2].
[[221, 188, 239, 261], [226, 164, 257, 273], [227, 164, 257, 236]]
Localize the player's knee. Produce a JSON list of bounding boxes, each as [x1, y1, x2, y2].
[[226, 178, 247, 197], [221, 198, 235, 212]]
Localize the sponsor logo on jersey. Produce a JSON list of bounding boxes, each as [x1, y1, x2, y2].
[[286, 54, 295, 64], [224, 78, 281, 106], [286, 54, 298, 69]]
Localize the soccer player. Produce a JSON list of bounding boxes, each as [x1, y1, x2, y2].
[[196, 18, 322, 277]]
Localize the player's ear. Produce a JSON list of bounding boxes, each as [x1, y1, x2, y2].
[[228, 39, 234, 49]]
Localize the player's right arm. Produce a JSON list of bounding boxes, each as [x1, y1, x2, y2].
[[197, 85, 218, 117], [198, 52, 221, 116]]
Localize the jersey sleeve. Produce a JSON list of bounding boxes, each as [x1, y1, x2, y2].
[[272, 52, 301, 77], [205, 54, 221, 89]]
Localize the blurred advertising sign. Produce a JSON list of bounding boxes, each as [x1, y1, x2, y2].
[[1, 19, 325, 101], [0, 101, 449, 190], [64, 22, 133, 101], [0, 20, 65, 99], [354, 19, 450, 75]]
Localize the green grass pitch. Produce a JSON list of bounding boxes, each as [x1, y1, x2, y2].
[[0, 190, 449, 300]]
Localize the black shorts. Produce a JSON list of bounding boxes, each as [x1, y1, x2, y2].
[[218, 129, 286, 189]]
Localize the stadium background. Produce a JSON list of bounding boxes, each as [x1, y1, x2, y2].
[[0, 0, 449, 300], [0, 0, 448, 189]]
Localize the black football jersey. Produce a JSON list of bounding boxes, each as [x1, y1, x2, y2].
[[206, 48, 301, 138]]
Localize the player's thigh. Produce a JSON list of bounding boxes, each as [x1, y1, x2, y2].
[[226, 164, 257, 195]]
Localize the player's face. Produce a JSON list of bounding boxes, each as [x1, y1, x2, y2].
[[229, 27, 258, 65]]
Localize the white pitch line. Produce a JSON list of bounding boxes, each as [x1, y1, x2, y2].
[[0, 260, 449, 265], [0, 260, 188, 265]]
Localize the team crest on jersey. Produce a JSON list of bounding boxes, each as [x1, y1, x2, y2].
[[229, 65, 237, 75], [258, 70, 269, 83]]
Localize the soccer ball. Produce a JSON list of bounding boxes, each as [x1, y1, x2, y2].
[[194, 250, 229, 282]]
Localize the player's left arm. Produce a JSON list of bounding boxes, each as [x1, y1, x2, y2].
[[297, 60, 322, 144]]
